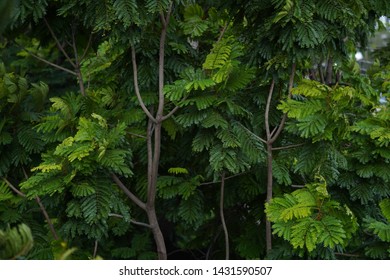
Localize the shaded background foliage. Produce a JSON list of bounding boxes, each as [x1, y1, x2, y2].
[[0, 0, 389, 259]]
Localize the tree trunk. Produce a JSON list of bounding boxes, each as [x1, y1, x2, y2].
[[147, 204, 167, 260], [325, 57, 333, 85], [265, 143, 273, 252], [146, 121, 167, 260]]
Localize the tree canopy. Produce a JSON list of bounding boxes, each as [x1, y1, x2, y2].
[[0, 0, 390, 260]]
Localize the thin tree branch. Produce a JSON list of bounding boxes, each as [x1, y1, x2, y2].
[[199, 172, 248, 186], [130, 219, 153, 228], [291, 184, 305, 188], [161, 95, 189, 121], [70, 26, 86, 96], [35, 196, 59, 240], [22, 169, 59, 240], [146, 117, 154, 199], [108, 213, 124, 218], [80, 33, 93, 62], [111, 173, 146, 211], [43, 17, 76, 68], [220, 172, 229, 260], [2, 177, 26, 197], [131, 46, 157, 123], [235, 123, 267, 144], [126, 131, 147, 139], [271, 143, 305, 151], [21, 48, 77, 75], [108, 213, 152, 229], [3, 176, 59, 240], [93, 240, 98, 258], [156, 2, 173, 120], [217, 21, 229, 42], [270, 63, 296, 143], [205, 228, 222, 260], [71, 26, 79, 66], [265, 80, 275, 139]]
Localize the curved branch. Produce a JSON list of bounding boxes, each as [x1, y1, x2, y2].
[[131, 46, 157, 123], [43, 17, 76, 68], [111, 173, 146, 211], [270, 63, 296, 143], [2, 177, 26, 197]]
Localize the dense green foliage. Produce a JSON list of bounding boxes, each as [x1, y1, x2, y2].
[[0, 0, 389, 259]]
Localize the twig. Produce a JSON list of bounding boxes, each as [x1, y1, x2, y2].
[[161, 94, 189, 121], [126, 131, 147, 139], [3, 176, 59, 240], [21, 48, 77, 75], [199, 172, 248, 186], [130, 219, 152, 228], [235, 123, 267, 144], [80, 33, 93, 62], [43, 17, 76, 68], [272, 143, 305, 151], [111, 173, 146, 211], [108, 213, 124, 218], [108, 213, 152, 229], [217, 22, 229, 42], [205, 228, 222, 260], [35, 196, 59, 240], [71, 26, 86, 96]]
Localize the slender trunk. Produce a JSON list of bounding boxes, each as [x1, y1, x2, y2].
[[264, 64, 296, 253], [325, 57, 333, 85], [318, 63, 325, 84], [147, 121, 167, 260], [147, 205, 167, 259], [264, 81, 275, 253], [127, 3, 175, 260], [220, 172, 229, 260], [265, 143, 273, 252]]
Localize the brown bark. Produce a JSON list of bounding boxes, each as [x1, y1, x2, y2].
[[264, 64, 296, 253], [219, 172, 229, 260], [2, 177, 59, 240], [264, 80, 275, 253], [123, 2, 174, 260], [325, 57, 333, 85]]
